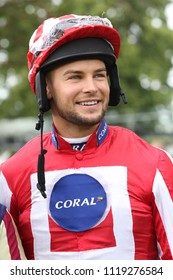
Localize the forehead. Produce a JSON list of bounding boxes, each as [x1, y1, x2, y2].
[[56, 59, 106, 73]]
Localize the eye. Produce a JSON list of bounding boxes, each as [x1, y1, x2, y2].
[[95, 73, 107, 79], [68, 75, 81, 80]]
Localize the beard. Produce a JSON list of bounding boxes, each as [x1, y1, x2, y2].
[[51, 100, 107, 127]]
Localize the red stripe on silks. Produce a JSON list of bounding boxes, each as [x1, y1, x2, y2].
[[49, 209, 116, 252], [153, 205, 173, 260], [3, 211, 21, 260]]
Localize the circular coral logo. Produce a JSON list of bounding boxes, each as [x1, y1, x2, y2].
[[49, 173, 107, 232]]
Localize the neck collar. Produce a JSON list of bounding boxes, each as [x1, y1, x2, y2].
[[51, 119, 108, 150]]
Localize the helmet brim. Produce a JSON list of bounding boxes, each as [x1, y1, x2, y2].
[[40, 37, 116, 73]]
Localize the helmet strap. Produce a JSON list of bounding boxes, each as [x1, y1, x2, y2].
[[108, 64, 127, 106], [35, 71, 50, 112], [35, 111, 47, 198]]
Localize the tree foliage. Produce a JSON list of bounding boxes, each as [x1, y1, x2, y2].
[[0, 0, 173, 133]]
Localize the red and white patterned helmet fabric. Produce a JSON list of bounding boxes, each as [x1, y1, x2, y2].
[[27, 14, 120, 94]]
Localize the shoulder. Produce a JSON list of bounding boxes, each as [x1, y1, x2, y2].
[[108, 125, 172, 162], [12, 132, 51, 157], [1, 132, 51, 168]]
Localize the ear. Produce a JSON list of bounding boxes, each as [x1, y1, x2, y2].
[[45, 79, 53, 100]]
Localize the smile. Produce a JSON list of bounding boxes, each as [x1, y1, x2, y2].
[[79, 101, 99, 106]]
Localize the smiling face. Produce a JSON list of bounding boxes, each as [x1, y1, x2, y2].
[[46, 59, 110, 137]]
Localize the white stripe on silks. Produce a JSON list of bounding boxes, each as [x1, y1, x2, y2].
[[152, 169, 173, 255], [30, 173, 52, 260], [30, 166, 135, 259], [0, 171, 12, 209], [105, 166, 135, 259]]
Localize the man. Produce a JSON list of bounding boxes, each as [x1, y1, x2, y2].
[[0, 14, 173, 260], [0, 203, 26, 259]]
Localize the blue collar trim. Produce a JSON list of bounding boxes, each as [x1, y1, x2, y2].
[[51, 119, 108, 150]]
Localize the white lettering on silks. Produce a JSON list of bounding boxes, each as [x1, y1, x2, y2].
[[55, 197, 97, 209], [98, 123, 107, 141]]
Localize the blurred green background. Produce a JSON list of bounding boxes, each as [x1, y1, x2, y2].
[[0, 0, 173, 162]]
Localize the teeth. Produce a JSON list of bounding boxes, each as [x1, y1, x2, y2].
[[80, 101, 98, 106]]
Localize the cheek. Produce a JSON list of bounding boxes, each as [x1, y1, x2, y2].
[[51, 88, 73, 108], [61, 85, 81, 102], [102, 82, 110, 97]]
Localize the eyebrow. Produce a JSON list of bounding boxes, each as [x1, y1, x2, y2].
[[63, 68, 107, 76]]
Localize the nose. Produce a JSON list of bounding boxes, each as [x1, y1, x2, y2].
[[82, 76, 97, 93]]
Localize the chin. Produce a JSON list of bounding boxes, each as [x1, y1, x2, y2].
[[78, 115, 104, 126]]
